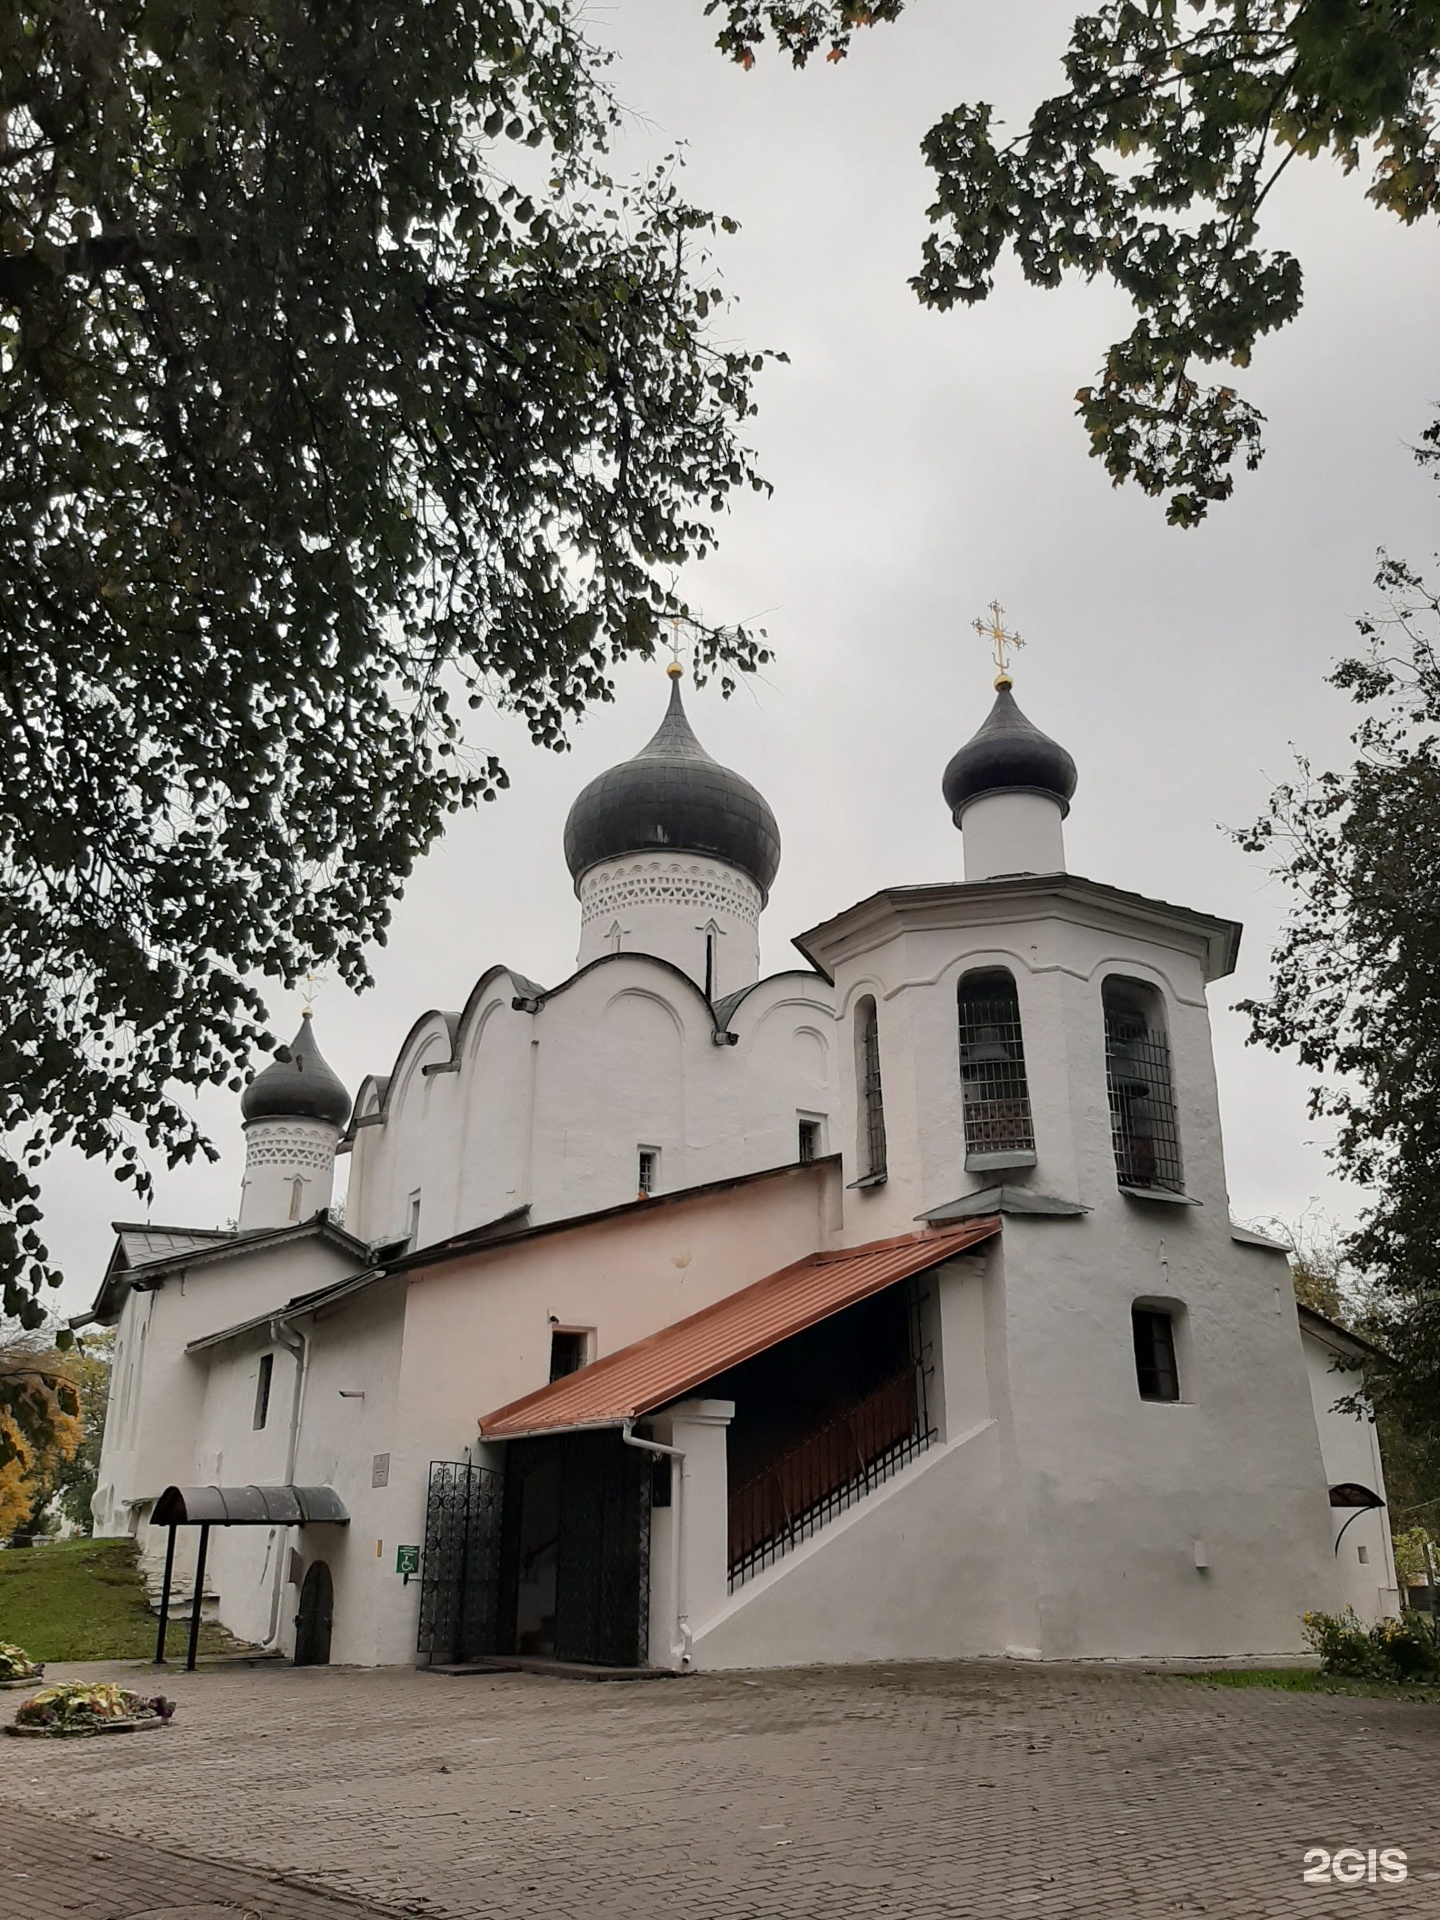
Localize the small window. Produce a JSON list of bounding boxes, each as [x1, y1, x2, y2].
[[637, 1148, 658, 1196], [958, 971, 1035, 1161], [254, 1352, 274, 1430], [798, 1118, 821, 1164], [1357, 1544, 1371, 1565], [549, 1329, 589, 1382], [407, 1189, 422, 1246], [857, 997, 887, 1182], [1103, 979, 1184, 1194], [1132, 1308, 1180, 1402]]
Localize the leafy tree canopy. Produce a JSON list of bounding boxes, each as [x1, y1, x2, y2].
[[0, 1322, 82, 1534], [1, 1, 773, 1319], [711, 1, 1440, 524], [1239, 421, 1440, 1453]]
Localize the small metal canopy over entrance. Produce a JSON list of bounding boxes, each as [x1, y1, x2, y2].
[[149, 1484, 349, 1671], [1328, 1482, 1385, 1558]]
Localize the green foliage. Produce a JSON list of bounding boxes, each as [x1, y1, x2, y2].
[[1301, 1606, 1440, 1682], [1239, 425, 1440, 1451], [707, 1, 905, 67], [714, 2, 1440, 523], [0, 1321, 82, 1491], [0, 1, 774, 1319], [1392, 1525, 1437, 1586], [0, 1536, 243, 1661], [24, 1332, 111, 1534]]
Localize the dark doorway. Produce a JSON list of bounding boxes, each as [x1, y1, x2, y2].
[[497, 1430, 650, 1667], [294, 1559, 334, 1666]]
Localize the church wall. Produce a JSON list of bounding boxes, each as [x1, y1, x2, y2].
[[93, 1237, 360, 1549], [809, 888, 1346, 1658], [1300, 1321, 1399, 1623], [996, 1212, 1341, 1658], [343, 956, 838, 1256], [181, 1278, 408, 1660], [692, 1415, 1015, 1667], [371, 1161, 844, 1665]]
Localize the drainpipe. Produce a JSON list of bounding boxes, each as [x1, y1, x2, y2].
[[621, 1422, 689, 1669], [263, 1317, 311, 1650]]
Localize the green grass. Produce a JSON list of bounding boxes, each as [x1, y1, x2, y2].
[[0, 1536, 248, 1663], [1181, 1667, 1440, 1703]]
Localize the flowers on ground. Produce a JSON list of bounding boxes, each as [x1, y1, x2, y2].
[[12, 1681, 174, 1732], [0, 1643, 40, 1681]]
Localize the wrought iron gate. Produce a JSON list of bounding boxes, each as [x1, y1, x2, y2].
[[417, 1461, 503, 1665], [496, 1431, 651, 1667]]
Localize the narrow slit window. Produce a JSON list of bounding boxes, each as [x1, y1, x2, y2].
[[1103, 979, 1184, 1193], [254, 1352, 274, 1430], [798, 1118, 821, 1164], [637, 1148, 658, 1196], [857, 998, 887, 1181], [1132, 1308, 1180, 1402], [958, 972, 1035, 1160]]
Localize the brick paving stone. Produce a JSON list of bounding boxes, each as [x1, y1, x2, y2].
[[0, 1658, 1437, 1918], [0, 1806, 392, 1920]]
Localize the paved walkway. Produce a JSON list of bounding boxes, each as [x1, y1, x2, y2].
[[0, 1657, 1437, 1919]]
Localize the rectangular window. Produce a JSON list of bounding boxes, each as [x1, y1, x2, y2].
[[549, 1329, 589, 1382], [798, 1118, 821, 1164], [958, 972, 1036, 1160], [407, 1189, 422, 1246], [637, 1148, 658, 1196], [254, 1352, 274, 1430], [1104, 980, 1185, 1194], [1132, 1308, 1180, 1402]]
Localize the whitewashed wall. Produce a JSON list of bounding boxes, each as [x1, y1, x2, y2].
[[345, 956, 837, 1249], [1301, 1320, 1399, 1623]]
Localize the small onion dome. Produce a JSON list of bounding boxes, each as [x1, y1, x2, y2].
[[563, 671, 781, 900], [241, 1012, 352, 1129], [942, 685, 1078, 825]]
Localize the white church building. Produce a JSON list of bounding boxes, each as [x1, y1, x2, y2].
[[81, 655, 1398, 1669]]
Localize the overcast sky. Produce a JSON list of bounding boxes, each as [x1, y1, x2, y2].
[[45, 2, 1440, 1318]]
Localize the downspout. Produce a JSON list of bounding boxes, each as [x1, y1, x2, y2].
[[621, 1422, 689, 1668], [263, 1317, 311, 1650]]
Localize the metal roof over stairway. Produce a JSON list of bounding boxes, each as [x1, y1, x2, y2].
[[475, 1218, 1000, 1441]]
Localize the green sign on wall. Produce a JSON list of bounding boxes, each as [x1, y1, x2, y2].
[[396, 1544, 420, 1581]]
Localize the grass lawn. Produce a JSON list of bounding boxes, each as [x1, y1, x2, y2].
[[0, 1537, 248, 1663], [1183, 1668, 1440, 1704]]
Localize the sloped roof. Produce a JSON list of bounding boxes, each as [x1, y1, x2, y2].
[[477, 1218, 1000, 1440], [76, 1211, 376, 1329]]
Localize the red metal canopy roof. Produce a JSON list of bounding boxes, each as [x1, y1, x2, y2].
[[477, 1219, 999, 1440]]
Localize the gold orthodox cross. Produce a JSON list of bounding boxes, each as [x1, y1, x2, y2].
[[665, 615, 687, 680], [972, 600, 1024, 687]]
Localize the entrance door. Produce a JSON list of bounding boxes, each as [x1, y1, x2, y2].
[[294, 1560, 333, 1665], [497, 1431, 651, 1667]]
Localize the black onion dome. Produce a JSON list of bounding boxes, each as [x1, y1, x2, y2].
[[563, 675, 781, 899], [942, 685, 1079, 824], [242, 1013, 352, 1128]]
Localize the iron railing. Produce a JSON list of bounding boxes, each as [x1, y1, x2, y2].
[[1104, 1008, 1185, 1193], [958, 986, 1035, 1157], [727, 1364, 933, 1590]]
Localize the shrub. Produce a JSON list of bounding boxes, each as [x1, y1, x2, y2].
[[1303, 1608, 1440, 1684]]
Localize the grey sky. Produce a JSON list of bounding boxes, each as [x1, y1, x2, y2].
[[46, 2, 1440, 1317]]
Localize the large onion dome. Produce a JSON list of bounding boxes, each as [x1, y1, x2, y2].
[[563, 670, 781, 900], [942, 685, 1078, 825], [241, 1012, 352, 1128]]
